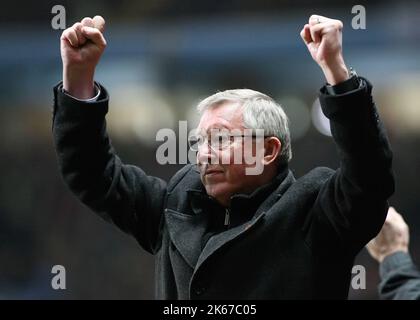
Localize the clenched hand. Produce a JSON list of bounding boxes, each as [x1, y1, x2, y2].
[[61, 16, 107, 99], [300, 15, 349, 85]]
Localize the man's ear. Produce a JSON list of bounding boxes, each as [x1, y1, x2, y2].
[[263, 137, 281, 165]]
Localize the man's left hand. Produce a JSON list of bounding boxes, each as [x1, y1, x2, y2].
[[300, 15, 349, 85]]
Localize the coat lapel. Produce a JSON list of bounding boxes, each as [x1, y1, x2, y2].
[[164, 206, 207, 269], [165, 166, 295, 273], [194, 170, 295, 273]]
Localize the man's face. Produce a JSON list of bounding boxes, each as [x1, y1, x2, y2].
[[195, 101, 265, 206]]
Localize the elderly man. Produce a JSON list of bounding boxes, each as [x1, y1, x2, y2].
[[53, 14, 394, 299]]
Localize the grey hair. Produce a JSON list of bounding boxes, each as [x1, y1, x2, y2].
[[196, 89, 292, 165]]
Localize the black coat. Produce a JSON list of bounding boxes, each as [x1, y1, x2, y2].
[[52, 78, 394, 299]]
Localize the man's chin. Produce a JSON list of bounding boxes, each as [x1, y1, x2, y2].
[[204, 182, 230, 200]]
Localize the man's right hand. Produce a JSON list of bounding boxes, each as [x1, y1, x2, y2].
[[61, 16, 107, 99]]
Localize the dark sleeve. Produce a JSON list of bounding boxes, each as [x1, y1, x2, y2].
[[52, 82, 167, 254], [379, 252, 420, 300], [304, 77, 395, 254]]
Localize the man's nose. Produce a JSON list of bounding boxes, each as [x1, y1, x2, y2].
[[197, 143, 218, 165]]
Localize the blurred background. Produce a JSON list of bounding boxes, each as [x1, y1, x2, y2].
[[0, 0, 419, 299]]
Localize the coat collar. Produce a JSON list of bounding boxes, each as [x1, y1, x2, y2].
[[186, 164, 289, 216], [165, 164, 294, 270]]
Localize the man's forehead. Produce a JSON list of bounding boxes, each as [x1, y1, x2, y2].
[[197, 101, 243, 131]]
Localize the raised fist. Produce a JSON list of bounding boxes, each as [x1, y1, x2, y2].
[[300, 15, 349, 85], [60, 16, 106, 99]]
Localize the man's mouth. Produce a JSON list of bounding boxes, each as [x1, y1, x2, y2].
[[203, 167, 224, 176]]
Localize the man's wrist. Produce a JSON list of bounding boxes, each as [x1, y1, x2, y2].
[[379, 247, 409, 263], [325, 69, 360, 95], [320, 58, 349, 86], [380, 251, 413, 279], [63, 82, 101, 102], [63, 66, 96, 99]]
